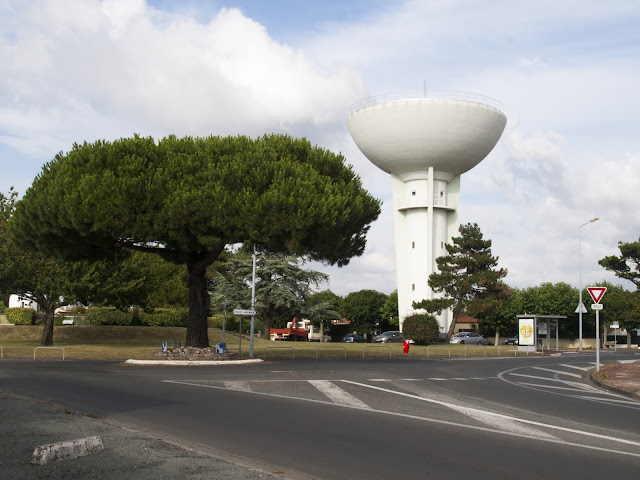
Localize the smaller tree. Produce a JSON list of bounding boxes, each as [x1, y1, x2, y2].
[[402, 313, 440, 345], [467, 282, 516, 345], [599, 237, 640, 289], [380, 290, 399, 330], [590, 282, 640, 347], [413, 223, 507, 341], [341, 289, 387, 335], [209, 250, 329, 338]]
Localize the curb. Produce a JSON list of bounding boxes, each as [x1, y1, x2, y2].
[[123, 358, 264, 366], [32, 436, 104, 465], [588, 370, 640, 401]]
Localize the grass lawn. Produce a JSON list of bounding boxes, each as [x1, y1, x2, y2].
[[0, 325, 537, 361]]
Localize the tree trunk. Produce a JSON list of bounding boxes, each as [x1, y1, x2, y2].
[[185, 260, 211, 348], [445, 308, 461, 342], [627, 330, 632, 347], [261, 301, 273, 340], [41, 305, 55, 346], [494, 329, 500, 347]]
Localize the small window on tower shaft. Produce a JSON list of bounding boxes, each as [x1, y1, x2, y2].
[[441, 242, 444, 248], [412, 284, 415, 291], [412, 241, 415, 248], [440, 191, 444, 197], [411, 191, 416, 196]]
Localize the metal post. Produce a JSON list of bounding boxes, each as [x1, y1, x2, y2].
[[595, 308, 600, 372], [578, 217, 598, 351], [239, 316, 242, 358], [222, 300, 226, 344], [249, 246, 257, 359]]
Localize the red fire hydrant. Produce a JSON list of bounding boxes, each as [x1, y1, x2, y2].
[[403, 339, 410, 354]]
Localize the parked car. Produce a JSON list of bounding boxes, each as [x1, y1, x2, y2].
[[449, 332, 490, 345], [343, 333, 365, 343], [373, 331, 405, 343], [437, 333, 447, 342]]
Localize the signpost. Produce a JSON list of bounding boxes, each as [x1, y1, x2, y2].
[[233, 309, 257, 358], [588, 286, 607, 372]]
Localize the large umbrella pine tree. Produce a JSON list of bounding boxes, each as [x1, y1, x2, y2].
[[10, 134, 381, 348]]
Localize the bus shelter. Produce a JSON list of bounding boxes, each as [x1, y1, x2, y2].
[[516, 314, 568, 352]]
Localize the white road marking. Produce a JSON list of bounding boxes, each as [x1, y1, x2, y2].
[[369, 379, 390, 382], [531, 367, 582, 378], [574, 395, 640, 406], [308, 380, 370, 409], [560, 363, 596, 371], [451, 378, 468, 380], [508, 373, 591, 388], [339, 380, 640, 451], [224, 381, 251, 392], [162, 379, 640, 458], [618, 360, 639, 364], [515, 382, 597, 393], [428, 378, 448, 381]]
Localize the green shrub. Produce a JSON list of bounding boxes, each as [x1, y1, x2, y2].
[[139, 308, 189, 327], [402, 313, 440, 345], [86, 307, 134, 326], [6, 307, 36, 325]]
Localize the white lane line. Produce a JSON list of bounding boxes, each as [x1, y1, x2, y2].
[[514, 382, 598, 393], [224, 381, 251, 392], [368, 379, 391, 382], [427, 378, 448, 381], [308, 380, 370, 409], [560, 364, 596, 371], [339, 379, 640, 451], [508, 373, 592, 389], [162, 380, 640, 458], [400, 378, 422, 381], [574, 395, 640, 406], [531, 367, 582, 378], [451, 378, 468, 381]]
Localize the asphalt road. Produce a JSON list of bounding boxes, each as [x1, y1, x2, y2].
[[1, 352, 639, 479]]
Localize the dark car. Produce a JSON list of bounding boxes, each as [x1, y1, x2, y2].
[[343, 333, 365, 343], [505, 337, 543, 346], [437, 333, 447, 342], [373, 331, 405, 343]]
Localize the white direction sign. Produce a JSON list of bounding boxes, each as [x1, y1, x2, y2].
[[587, 286, 607, 304], [233, 309, 256, 316], [610, 323, 620, 329]]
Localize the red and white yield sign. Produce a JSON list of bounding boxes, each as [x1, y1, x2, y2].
[[587, 286, 607, 304]]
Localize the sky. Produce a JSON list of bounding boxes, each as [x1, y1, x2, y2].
[[1, 0, 639, 297]]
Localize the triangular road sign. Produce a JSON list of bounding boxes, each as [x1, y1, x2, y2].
[[587, 286, 607, 304]]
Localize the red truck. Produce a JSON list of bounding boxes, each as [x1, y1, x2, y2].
[[269, 318, 309, 341]]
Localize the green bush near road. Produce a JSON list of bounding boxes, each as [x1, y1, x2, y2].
[[86, 307, 135, 326], [139, 308, 189, 327], [6, 307, 36, 325], [402, 313, 440, 345]]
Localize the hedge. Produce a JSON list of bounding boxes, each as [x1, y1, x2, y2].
[[139, 308, 189, 327], [86, 307, 135, 326], [402, 313, 440, 345], [6, 307, 36, 325]]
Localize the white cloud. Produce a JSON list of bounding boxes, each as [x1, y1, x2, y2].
[[2, 0, 639, 298], [1, 1, 365, 154]]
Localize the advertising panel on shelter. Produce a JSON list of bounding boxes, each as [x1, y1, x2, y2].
[[518, 318, 535, 346]]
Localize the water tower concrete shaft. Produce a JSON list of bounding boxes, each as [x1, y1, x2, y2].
[[347, 95, 507, 331]]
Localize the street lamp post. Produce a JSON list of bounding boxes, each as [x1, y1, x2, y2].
[[578, 217, 599, 351]]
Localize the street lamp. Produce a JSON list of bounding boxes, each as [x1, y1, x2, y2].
[[578, 217, 599, 350]]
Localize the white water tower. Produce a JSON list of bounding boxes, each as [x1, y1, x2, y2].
[[347, 91, 507, 332]]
